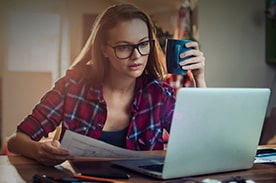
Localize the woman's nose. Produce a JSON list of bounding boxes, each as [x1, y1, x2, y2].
[[130, 47, 142, 60]]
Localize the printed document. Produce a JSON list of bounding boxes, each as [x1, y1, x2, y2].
[[61, 130, 162, 159]]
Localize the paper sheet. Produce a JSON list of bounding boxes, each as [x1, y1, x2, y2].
[[255, 156, 276, 163], [61, 130, 162, 159]]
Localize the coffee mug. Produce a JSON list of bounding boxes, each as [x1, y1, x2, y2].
[[165, 39, 192, 75]]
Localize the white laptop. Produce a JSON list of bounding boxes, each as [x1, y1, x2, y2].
[[112, 88, 271, 179]]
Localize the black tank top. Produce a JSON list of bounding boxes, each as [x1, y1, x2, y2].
[[99, 128, 128, 148]]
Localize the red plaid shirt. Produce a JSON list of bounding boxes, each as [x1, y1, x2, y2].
[[18, 68, 175, 150]]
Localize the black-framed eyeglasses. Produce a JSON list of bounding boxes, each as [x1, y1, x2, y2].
[[108, 40, 154, 60]]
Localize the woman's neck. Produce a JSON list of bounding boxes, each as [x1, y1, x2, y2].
[[103, 75, 136, 95]]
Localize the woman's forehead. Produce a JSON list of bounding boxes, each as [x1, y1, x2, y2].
[[107, 19, 149, 44]]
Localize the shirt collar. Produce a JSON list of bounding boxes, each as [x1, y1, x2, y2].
[[87, 83, 105, 104]]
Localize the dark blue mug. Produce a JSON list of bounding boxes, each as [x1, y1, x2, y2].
[[165, 39, 192, 75]]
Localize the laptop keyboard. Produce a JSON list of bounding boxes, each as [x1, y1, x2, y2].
[[139, 164, 164, 172]]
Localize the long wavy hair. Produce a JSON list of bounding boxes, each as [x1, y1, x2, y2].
[[71, 3, 167, 82]]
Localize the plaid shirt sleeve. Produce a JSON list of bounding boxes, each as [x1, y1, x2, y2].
[[17, 68, 106, 141], [17, 74, 67, 140]]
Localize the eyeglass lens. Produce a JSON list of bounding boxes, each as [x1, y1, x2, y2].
[[113, 40, 153, 59]]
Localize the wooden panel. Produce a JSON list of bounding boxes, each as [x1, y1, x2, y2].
[[1, 71, 52, 149]]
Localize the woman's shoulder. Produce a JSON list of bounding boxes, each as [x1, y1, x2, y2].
[[63, 65, 94, 84], [137, 76, 175, 98]]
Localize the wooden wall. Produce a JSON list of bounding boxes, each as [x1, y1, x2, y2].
[[1, 71, 52, 151]]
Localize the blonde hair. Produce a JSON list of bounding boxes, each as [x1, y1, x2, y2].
[[71, 4, 167, 82]]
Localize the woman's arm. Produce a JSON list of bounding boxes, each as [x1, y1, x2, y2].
[[193, 72, 207, 88], [7, 132, 72, 166]]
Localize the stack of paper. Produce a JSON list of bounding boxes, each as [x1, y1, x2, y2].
[[254, 147, 276, 163]]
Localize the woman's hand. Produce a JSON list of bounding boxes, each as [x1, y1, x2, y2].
[[7, 132, 73, 166], [33, 140, 73, 166], [179, 41, 207, 87]]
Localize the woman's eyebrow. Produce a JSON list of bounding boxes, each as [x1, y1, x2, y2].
[[139, 37, 149, 42], [113, 37, 149, 45]]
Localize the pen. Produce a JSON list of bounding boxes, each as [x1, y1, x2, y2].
[[33, 174, 59, 183], [81, 172, 130, 179], [33, 174, 108, 183], [73, 174, 132, 183]]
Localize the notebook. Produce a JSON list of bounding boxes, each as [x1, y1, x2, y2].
[[112, 88, 271, 179]]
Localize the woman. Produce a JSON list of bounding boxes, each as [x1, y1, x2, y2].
[[7, 3, 206, 166]]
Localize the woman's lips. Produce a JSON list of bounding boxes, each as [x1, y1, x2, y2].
[[129, 63, 143, 71]]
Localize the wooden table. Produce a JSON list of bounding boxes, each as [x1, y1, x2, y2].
[[0, 149, 276, 183]]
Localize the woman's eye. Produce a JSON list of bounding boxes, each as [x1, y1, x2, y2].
[[139, 41, 149, 48], [116, 45, 132, 51]]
